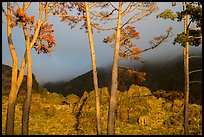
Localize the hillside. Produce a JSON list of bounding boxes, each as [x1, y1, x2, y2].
[[43, 68, 112, 97], [1, 63, 202, 135], [2, 64, 39, 95], [43, 52, 202, 104], [2, 84, 202, 135]]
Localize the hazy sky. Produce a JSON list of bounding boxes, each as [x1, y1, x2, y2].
[[2, 2, 202, 84]]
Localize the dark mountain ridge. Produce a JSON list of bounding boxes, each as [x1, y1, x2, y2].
[[43, 51, 202, 104], [2, 64, 39, 95]]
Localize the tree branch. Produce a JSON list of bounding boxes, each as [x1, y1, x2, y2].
[[121, 2, 132, 16], [23, 2, 31, 11], [91, 22, 117, 31], [128, 27, 173, 57], [17, 51, 27, 90], [189, 81, 202, 84], [2, 6, 7, 17], [41, 2, 49, 24], [29, 2, 43, 48], [48, 2, 58, 9], [189, 69, 202, 75], [89, 6, 118, 21], [89, 2, 97, 9], [15, 2, 21, 9], [188, 56, 202, 59], [109, 3, 118, 11]]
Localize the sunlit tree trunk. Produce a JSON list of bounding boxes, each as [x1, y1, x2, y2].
[[107, 2, 122, 135], [6, 3, 18, 135], [85, 2, 101, 135], [183, 9, 190, 135], [21, 23, 33, 135]]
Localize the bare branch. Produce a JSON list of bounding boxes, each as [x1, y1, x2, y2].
[[189, 27, 201, 30], [48, 2, 58, 9], [17, 51, 27, 89], [189, 69, 202, 75], [128, 2, 142, 13], [120, 36, 131, 44], [29, 2, 43, 48], [128, 27, 173, 57], [91, 22, 117, 31], [189, 81, 202, 84], [121, 3, 158, 28], [23, 2, 31, 11], [188, 36, 202, 39], [48, 14, 69, 17], [2, 6, 7, 17], [41, 2, 49, 24], [38, 2, 43, 21], [122, 2, 141, 17], [122, 2, 132, 16], [89, 6, 118, 21], [189, 56, 202, 59], [23, 2, 25, 9], [42, 2, 49, 11], [89, 2, 97, 9], [109, 2, 118, 10], [15, 2, 21, 9], [120, 11, 141, 28]]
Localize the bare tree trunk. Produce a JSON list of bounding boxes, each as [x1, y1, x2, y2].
[[107, 2, 122, 135], [85, 2, 101, 135], [183, 12, 190, 135], [22, 26, 32, 135], [6, 2, 19, 135], [6, 65, 18, 135]]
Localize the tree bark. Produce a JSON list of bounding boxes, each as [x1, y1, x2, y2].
[[22, 26, 32, 135], [183, 11, 190, 135], [6, 2, 19, 135], [107, 2, 122, 135], [85, 2, 101, 135]]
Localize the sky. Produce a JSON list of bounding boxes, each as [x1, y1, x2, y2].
[[2, 2, 202, 84]]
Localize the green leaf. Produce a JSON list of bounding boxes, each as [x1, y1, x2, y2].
[[156, 9, 177, 20]]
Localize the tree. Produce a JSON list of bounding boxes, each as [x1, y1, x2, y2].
[[156, 2, 202, 135], [89, 2, 159, 134], [85, 2, 102, 134], [84, 2, 174, 134], [2, 2, 57, 135], [49, 2, 171, 134], [49, 2, 102, 134], [2, 2, 27, 135]]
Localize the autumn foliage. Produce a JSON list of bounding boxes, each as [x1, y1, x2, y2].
[[8, 4, 56, 55], [33, 23, 56, 54], [103, 25, 142, 61], [10, 8, 35, 28]]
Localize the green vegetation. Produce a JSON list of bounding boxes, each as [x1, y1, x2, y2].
[[2, 84, 202, 135]]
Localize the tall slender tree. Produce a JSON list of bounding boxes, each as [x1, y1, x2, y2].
[[85, 2, 101, 134], [157, 2, 202, 134], [107, 3, 122, 135], [84, 2, 161, 134], [2, 2, 57, 135], [92, 2, 158, 134], [49, 2, 102, 134]]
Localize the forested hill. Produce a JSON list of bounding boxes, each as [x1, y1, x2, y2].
[[139, 52, 202, 104], [43, 51, 202, 105], [43, 68, 112, 97], [2, 64, 40, 95]]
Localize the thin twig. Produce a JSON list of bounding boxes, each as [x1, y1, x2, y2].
[[189, 56, 202, 59], [24, 2, 31, 11], [189, 81, 202, 84], [189, 69, 202, 75]]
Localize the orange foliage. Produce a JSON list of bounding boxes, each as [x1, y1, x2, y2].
[[33, 23, 56, 54]]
